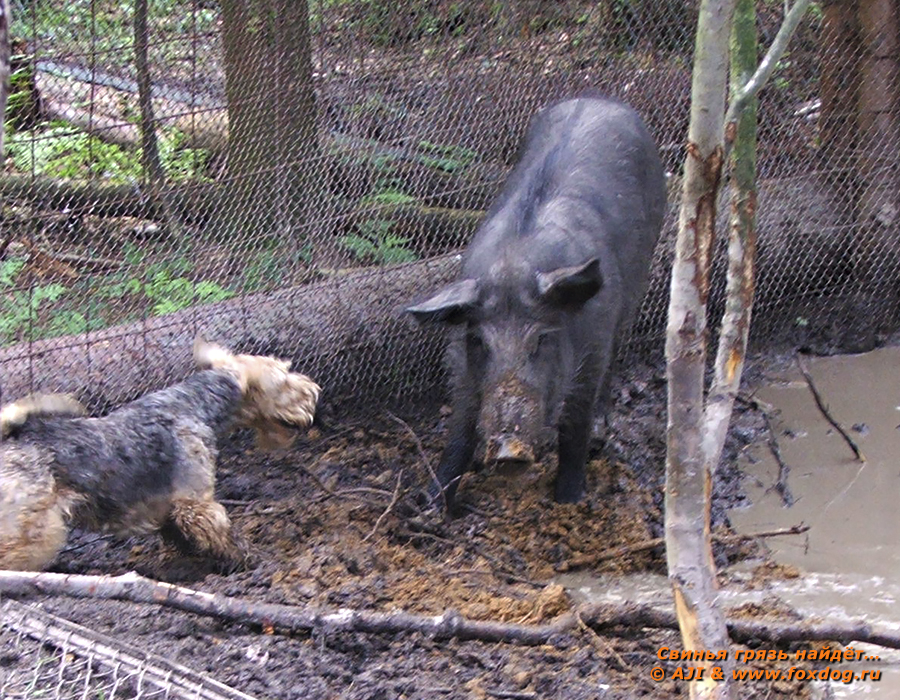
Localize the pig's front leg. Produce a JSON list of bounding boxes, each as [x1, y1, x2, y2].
[[554, 358, 605, 503], [430, 397, 479, 512]]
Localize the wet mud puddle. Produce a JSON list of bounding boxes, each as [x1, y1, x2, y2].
[[555, 346, 900, 697], [729, 345, 900, 698]]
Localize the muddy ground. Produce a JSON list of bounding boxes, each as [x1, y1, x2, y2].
[[0, 360, 816, 700]]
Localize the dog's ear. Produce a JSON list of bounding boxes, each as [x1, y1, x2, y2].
[[194, 337, 234, 370]]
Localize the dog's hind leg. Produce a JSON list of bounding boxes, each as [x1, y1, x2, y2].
[[0, 446, 75, 571], [0, 498, 70, 571], [163, 498, 246, 570]]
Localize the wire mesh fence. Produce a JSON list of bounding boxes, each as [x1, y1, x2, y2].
[[1, 0, 899, 413], [0, 599, 258, 700]]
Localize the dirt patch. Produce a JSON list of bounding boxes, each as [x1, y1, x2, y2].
[[0, 363, 809, 699]]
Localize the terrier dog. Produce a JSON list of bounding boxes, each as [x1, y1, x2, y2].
[[0, 338, 321, 572]]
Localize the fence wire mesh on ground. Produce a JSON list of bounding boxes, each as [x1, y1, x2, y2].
[[0, 598, 258, 700]]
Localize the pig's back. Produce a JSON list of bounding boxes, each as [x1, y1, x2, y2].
[[463, 97, 665, 283]]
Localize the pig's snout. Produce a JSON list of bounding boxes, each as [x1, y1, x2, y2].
[[487, 434, 535, 466]]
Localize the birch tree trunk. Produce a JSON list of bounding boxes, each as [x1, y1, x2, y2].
[[702, 0, 758, 484], [665, 2, 812, 698], [664, 2, 736, 697]]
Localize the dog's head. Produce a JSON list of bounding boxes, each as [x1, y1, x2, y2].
[[193, 338, 321, 450]]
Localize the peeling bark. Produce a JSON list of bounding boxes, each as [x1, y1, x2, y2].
[[665, 0, 737, 697]]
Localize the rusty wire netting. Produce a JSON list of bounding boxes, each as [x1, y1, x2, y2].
[[0, 599, 258, 700], [1, 0, 898, 414]]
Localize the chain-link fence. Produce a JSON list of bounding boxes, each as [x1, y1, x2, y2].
[[0, 599, 258, 700], [1, 0, 898, 413]]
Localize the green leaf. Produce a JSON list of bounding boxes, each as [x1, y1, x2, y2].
[[0, 259, 26, 288]]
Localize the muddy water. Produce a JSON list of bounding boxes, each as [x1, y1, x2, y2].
[[729, 345, 900, 698]]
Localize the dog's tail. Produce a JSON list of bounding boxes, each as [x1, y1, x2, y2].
[[0, 393, 87, 439]]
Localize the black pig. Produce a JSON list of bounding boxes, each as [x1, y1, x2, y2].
[[408, 96, 665, 510]]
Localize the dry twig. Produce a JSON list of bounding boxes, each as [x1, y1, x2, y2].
[[363, 469, 403, 542], [762, 410, 795, 507], [555, 524, 810, 572], [735, 393, 794, 506], [399, 527, 541, 588], [485, 691, 537, 700], [387, 412, 446, 510], [796, 352, 865, 462]]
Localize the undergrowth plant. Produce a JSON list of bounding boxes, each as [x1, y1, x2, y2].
[[0, 250, 234, 346], [97, 248, 233, 316], [6, 122, 211, 183], [340, 218, 417, 265], [0, 259, 69, 344]]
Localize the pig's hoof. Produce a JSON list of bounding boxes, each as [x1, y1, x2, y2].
[[553, 483, 585, 504]]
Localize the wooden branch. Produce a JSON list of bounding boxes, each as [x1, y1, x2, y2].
[[0, 571, 575, 645], [387, 412, 442, 502], [762, 410, 795, 506], [796, 352, 865, 461], [583, 601, 900, 649], [555, 524, 810, 573], [724, 0, 814, 134], [5, 570, 900, 651]]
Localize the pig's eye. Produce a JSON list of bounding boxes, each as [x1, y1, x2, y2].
[[467, 330, 487, 355], [533, 329, 558, 356]]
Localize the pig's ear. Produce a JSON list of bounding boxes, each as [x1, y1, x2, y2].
[[407, 279, 479, 324], [536, 258, 603, 308]]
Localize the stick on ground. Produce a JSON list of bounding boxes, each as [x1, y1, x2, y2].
[[555, 524, 809, 572], [796, 352, 865, 462], [3, 570, 900, 651]]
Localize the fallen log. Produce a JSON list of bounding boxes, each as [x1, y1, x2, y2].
[[0, 174, 220, 222], [3, 569, 900, 651], [0, 254, 460, 413], [31, 65, 507, 212], [35, 64, 228, 152]]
